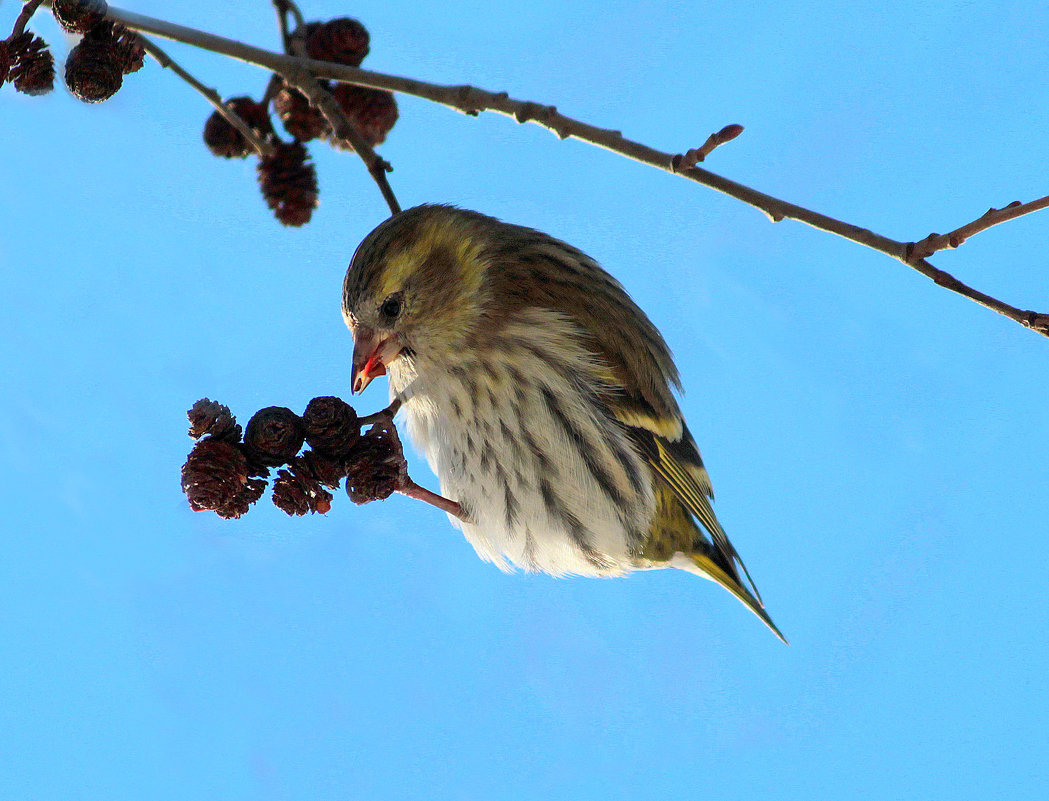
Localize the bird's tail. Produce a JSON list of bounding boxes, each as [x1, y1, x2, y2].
[[673, 551, 788, 644]]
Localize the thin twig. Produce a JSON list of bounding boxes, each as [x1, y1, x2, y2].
[[10, 0, 43, 38], [273, 0, 304, 31], [272, 0, 292, 52], [136, 34, 274, 157], [89, 6, 1049, 337], [271, 0, 302, 54], [908, 196, 1049, 259], [905, 256, 1049, 334]]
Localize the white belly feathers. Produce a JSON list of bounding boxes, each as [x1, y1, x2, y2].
[[388, 310, 655, 576]]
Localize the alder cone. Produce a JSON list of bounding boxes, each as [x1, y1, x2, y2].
[[256, 141, 319, 227], [187, 398, 241, 442], [242, 406, 305, 468], [203, 96, 272, 159], [272, 456, 334, 516], [0, 41, 11, 85], [52, 0, 108, 35], [344, 420, 405, 504], [115, 27, 145, 74], [8, 33, 55, 96], [273, 83, 330, 142], [328, 84, 398, 150], [65, 32, 123, 103], [302, 396, 359, 458], [305, 18, 370, 67], [181, 438, 266, 519]]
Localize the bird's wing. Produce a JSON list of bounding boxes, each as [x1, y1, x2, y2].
[[485, 226, 779, 635], [502, 238, 764, 604], [622, 412, 784, 641], [625, 420, 762, 605]]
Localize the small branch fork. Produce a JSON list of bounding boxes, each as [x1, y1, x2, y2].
[[908, 197, 1049, 259], [284, 67, 401, 215], [901, 197, 1049, 334], [272, 0, 400, 214]]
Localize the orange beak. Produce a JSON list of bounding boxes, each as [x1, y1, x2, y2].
[[351, 327, 402, 394]]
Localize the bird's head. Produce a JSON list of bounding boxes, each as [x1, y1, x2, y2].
[[342, 205, 492, 393]]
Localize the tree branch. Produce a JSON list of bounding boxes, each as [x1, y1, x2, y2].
[[86, 4, 1049, 337], [272, 0, 295, 54]]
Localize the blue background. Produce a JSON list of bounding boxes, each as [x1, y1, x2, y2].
[[3, 1, 1049, 798]]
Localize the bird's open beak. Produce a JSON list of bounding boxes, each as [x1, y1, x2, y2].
[[351, 327, 403, 394]]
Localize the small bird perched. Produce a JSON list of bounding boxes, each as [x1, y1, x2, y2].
[[343, 205, 785, 642]]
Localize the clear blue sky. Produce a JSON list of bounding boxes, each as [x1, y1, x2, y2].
[[3, 1, 1049, 799]]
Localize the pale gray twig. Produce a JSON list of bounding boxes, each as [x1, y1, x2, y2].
[[10, 0, 44, 38]]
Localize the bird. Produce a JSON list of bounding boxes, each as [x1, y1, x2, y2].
[[342, 204, 785, 642]]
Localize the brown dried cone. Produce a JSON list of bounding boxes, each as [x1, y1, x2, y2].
[[272, 82, 330, 142], [243, 406, 305, 469], [272, 455, 335, 516], [0, 40, 11, 85], [114, 27, 145, 74], [257, 140, 319, 227], [203, 96, 273, 159], [182, 438, 267, 519], [305, 18, 370, 67], [52, 0, 108, 34], [64, 23, 123, 103], [7, 33, 55, 96], [301, 450, 345, 489], [327, 84, 398, 150], [344, 419, 407, 504], [302, 396, 359, 458], [187, 398, 242, 442]]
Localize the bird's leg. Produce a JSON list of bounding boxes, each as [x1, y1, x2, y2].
[[356, 395, 471, 522], [396, 478, 473, 524]]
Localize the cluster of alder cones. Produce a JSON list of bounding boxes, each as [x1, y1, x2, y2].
[[2, 1, 398, 227], [0, 0, 143, 99], [202, 16, 398, 226], [181, 397, 408, 520]]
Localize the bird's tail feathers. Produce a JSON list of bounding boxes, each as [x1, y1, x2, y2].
[[672, 551, 788, 644]]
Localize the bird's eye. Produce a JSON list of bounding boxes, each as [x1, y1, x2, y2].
[[380, 294, 402, 320]]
